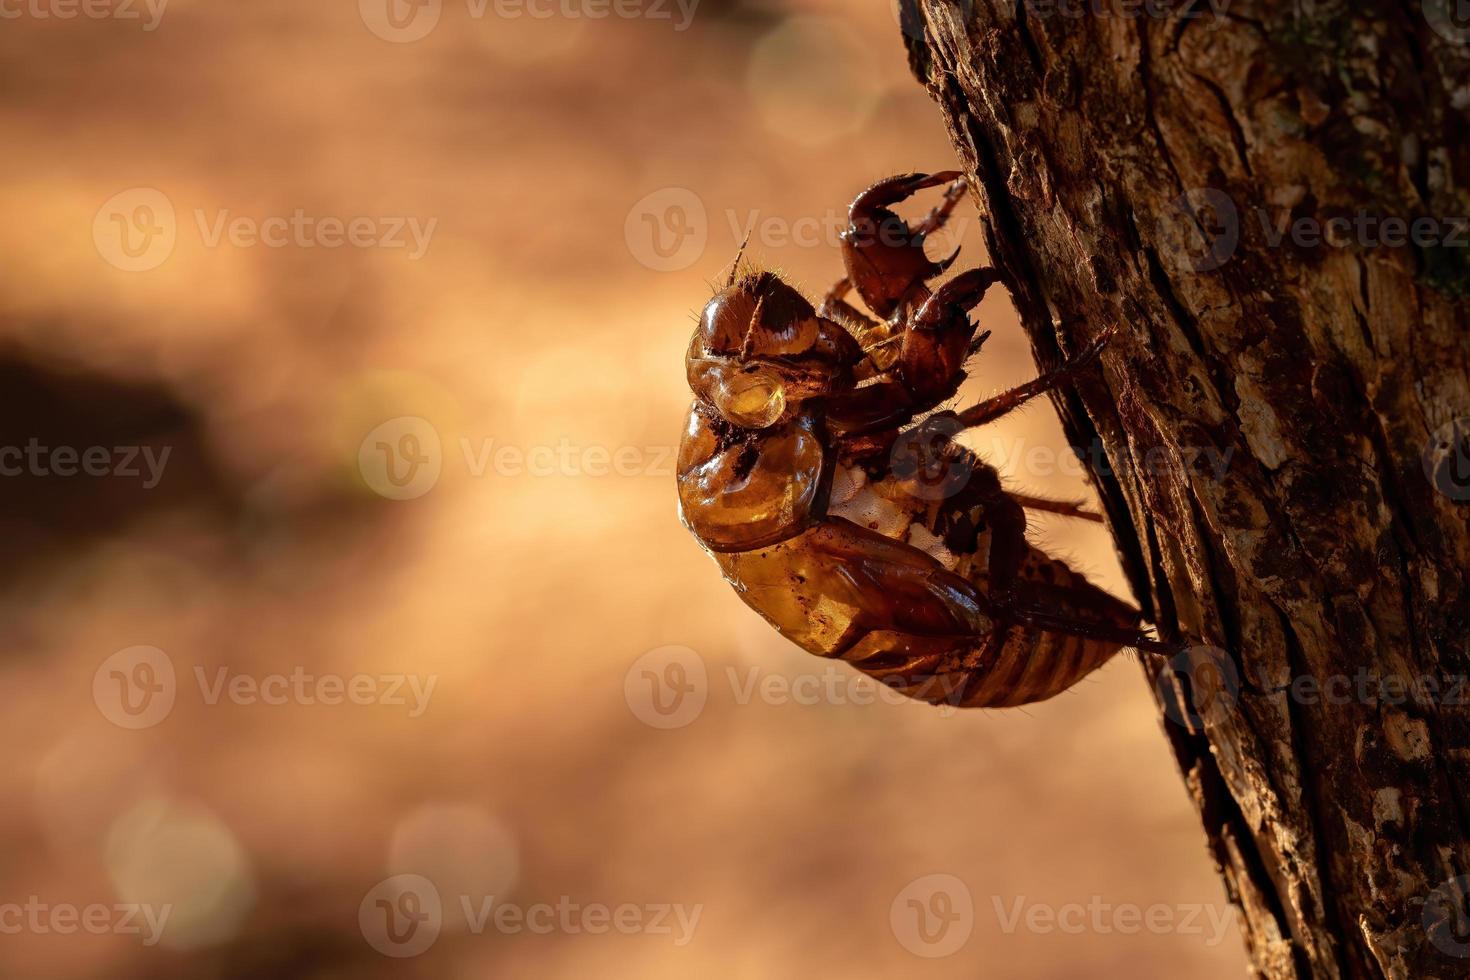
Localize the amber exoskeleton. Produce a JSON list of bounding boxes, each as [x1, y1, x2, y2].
[[677, 172, 1168, 709]]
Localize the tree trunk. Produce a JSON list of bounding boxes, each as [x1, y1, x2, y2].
[[897, 2, 1470, 977]]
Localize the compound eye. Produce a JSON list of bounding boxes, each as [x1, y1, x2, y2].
[[715, 372, 786, 429]]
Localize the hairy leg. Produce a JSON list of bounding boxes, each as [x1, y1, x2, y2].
[[953, 324, 1116, 429], [1007, 493, 1105, 523], [913, 176, 969, 238], [818, 276, 890, 368], [825, 269, 1000, 435], [1008, 603, 1175, 655]]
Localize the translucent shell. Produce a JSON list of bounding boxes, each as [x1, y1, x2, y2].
[[714, 372, 786, 429], [676, 406, 824, 553], [714, 519, 988, 659]]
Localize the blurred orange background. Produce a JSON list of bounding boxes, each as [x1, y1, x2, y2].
[[0, 1, 1246, 976]]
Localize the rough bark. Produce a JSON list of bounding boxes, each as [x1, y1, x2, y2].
[[897, 2, 1470, 977]]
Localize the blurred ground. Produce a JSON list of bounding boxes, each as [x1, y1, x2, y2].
[[0, 0, 1246, 976]]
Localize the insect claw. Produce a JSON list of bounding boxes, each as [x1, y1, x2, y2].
[[1084, 323, 1120, 358], [1054, 323, 1119, 381], [931, 243, 963, 274]]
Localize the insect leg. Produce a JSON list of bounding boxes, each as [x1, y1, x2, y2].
[[900, 267, 1003, 405], [841, 171, 965, 320], [953, 460, 1030, 667], [1006, 493, 1105, 523], [954, 459, 1028, 605], [952, 324, 1117, 431], [1006, 603, 1177, 656], [818, 277, 887, 349], [912, 175, 969, 239], [825, 269, 1002, 435], [969, 486, 1161, 654], [823, 169, 967, 332]]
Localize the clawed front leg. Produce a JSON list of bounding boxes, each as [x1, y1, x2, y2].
[[842, 405, 1167, 674], [820, 170, 968, 349], [913, 176, 969, 239], [825, 268, 1001, 434], [841, 171, 967, 321], [901, 268, 1002, 404], [956, 461, 1175, 660]]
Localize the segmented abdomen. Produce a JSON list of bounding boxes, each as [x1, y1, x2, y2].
[[827, 448, 1138, 708]]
